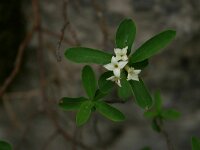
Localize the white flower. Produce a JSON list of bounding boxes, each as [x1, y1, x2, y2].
[[104, 56, 128, 77], [114, 46, 128, 61], [126, 67, 141, 81], [107, 76, 121, 87]]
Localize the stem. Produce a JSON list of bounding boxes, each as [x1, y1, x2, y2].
[[156, 118, 174, 150]]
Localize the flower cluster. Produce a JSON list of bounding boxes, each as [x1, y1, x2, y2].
[[104, 46, 141, 87]]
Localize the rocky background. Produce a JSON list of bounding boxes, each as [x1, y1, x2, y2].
[[0, 0, 200, 150]]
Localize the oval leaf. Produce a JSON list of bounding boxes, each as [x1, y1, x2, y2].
[[82, 65, 96, 99], [115, 19, 136, 55], [65, 47, 112, 65], [131, 59, 149, 69], [76, 101, 93, 126], [98, 71, 114, 94], [94, 90, 107, 101], [58, 97, 87, 111], [161, 109, 181, 120], [129, 30, 176, 63], [118, 75, 132, 101], [95, 101, 125, 122], [0, 141, 12, 150], [192, 137, 200, 150], [129, 79, 153, 109]]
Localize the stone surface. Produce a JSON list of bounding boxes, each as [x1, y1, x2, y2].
[[0, 0, 200, 150]]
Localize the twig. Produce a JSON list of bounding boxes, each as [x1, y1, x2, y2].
[[41, 27, 75, 46], [32, 0, 92, 149], [56, 0, 70, 62], [91, 0, 110, 49], [47, 111, 93, 150], [0, 28, 34, 98], [3, 89, 39, 100], [68, 24, 80, 45], [156, 118, 174, 150], [162, 129, 174, 150]]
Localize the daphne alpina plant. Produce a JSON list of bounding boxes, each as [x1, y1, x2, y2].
[[60, 18, 178, 127]]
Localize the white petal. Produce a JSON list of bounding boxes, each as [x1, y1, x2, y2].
[[107, 75, 121, 86], [134, 69, 141, 74], [107, 76, 115, 81], [116, 79, 121, 87], [127, 74, 131, 81], [132, 76, 139, 81], [118, 61, 128, 69], [122, 55, 128, 61], [115, 55, 122, 61], [128, 67, 134, 72], [111, 56, 118, 64], [104, 63, 114, 71], [122, 46, 128, 54], [114, 48, 121, 55], [127, 67, 135, 74], [127, 74, 139, 81], [113, 68, 120, 77]]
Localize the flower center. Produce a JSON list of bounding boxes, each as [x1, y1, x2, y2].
[[129, 71, 134, 75], [114, 64, 118, 68]]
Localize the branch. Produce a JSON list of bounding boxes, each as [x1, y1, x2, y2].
[[32, 0, 92, 149], [156, 118, 174, 150], [0, 28, 34, 98], [91, 0, 110, 49], [41, 27, 75, 46], [56, 0, 70, 62]]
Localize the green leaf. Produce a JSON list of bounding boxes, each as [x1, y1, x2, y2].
[[82, 65, 96, 99], [95, 101, 125, 122], [0, 140, 12, 150], [94, 90, 107, 101], [117, 73, 132, 100], [65, 47, 112, 65], [154, 91, 162, 112], [58, 97, 87, 111], [115, 18, 136, 55], [151, 119, 161, 132], [129, 30, 176, 63], [129, 79, 153, 109], [131, 59, 149, 69], [76, 101, 93, 126], [192, 136, 200, 150], [144, 111, 158, 119], [98, 71, 114, 94], [161, 109, 181, 120]]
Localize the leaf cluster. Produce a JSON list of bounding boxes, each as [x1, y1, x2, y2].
[[144, 91, 181, 132], [59, 66, 125, 126], [61, 18, 176, 126]]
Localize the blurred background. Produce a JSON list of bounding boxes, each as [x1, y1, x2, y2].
[[0, 0, 200, 150]]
